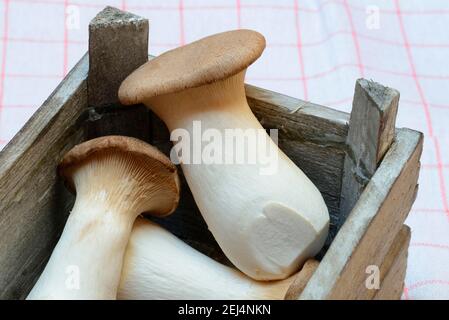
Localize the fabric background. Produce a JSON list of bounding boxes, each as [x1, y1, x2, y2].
[[0, 0, 448, 299]]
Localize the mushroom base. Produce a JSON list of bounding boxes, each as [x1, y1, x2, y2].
[[119, 218, 297, 300]]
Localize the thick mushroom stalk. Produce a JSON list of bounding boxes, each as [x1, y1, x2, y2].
[[119, 30, 329, 280], [118, 218, 318, 300], [27, 136, 180, 300]]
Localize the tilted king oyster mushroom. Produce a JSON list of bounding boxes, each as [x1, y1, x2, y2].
[[118, 30, 329, 280], [118, 217, 319, 300], [27, 136, 180, 300]]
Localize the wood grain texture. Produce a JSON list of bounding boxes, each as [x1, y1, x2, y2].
[[85, 104, 151, 141], [374, 225, 411, 300], [88, 6, 149, 107], [339, 79, 399, 228], [0, 54, 89, 300], [284, 259, 319, 300], [300, 128, 422, 300]]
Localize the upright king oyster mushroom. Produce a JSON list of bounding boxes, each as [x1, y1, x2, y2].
[[118, 217, 319, 300], [27, 136, 180, 300], [119, 30, 329, 280]]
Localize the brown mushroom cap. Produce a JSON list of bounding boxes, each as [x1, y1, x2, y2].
[[118, 29, 266, 105], [59, 136, 180, 217]]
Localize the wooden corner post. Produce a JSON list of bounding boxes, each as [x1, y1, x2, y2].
[[87, 6, 151, 140], [339, 79, 399, 227], [88, 6, 149, 107]]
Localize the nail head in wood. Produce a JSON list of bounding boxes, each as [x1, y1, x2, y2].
[[88, 6, 149, 107]]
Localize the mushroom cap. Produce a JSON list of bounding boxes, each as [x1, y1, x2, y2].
[[59, 136, 180, 217], [119, 29, 266, 105]]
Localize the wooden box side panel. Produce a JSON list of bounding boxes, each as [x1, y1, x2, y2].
[[0, 55, 89, 299], [300, 128, 422, 300], [374, 225, 411, 300]]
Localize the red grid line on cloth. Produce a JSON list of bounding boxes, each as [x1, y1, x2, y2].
[[179, 0, 185, 46], [236, 0, 241, 29], [321, 98, 449, 111], [434, 137, 449, 218], [249, 62, 449, 81], [411, 242, 449, 251], [402, 99, 449, 111], [423, 164, 449, 169], [404, 279, 449, 299], [1, 36, 85, 44], [324, 97, 449, 111], [342, 0, 364, 78], [293, 0, 308, 101], [408, 280, 449, 292], [7, 29, 449, 49], [395, 0, 433, 138], [9, 0, 449, 16], [0, 0, 10, 125], [403, 286, 409, 300]]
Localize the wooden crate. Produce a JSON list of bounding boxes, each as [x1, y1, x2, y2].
[[0, 8, 422, 300]]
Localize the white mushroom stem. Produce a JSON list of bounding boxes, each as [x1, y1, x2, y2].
[[144, 71, 329, 280], [27, 150, 176, 300], [119, 218, 306, 300]]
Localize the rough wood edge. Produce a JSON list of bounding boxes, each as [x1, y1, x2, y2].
[[299, 128, 423, 300], [374, 225, 411, 300], [0, 53, 89, 181], [338, 79, 400, 228], [284, 259, 320, 300], [0, 54, 89, 299], [245, 84, 349, 132], [88, 7, 149, 107]]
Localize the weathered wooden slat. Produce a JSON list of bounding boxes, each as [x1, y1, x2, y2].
[[88, 6, 149, 107], [339, 79, 399, 228], [284, 259, 319, 300], [322, 224, 410, 300], [300, 128, 422, 300], [374, 225, 410, 300], [0, 54, 89, 300], [245, 84, 349, 143]]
